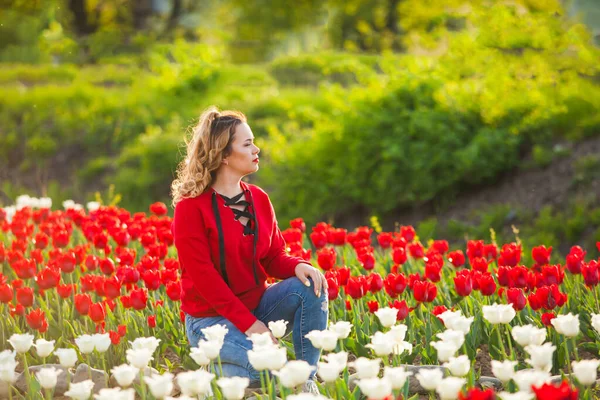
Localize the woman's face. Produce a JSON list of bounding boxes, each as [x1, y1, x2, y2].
[[223, 122, 260, 176]]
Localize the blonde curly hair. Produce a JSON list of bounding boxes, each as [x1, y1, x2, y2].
[[171, 106, 247, 206]]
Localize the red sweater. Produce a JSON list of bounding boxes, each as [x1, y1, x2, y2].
[[172, 182, 306, 333]]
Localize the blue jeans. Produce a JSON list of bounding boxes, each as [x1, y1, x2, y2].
[[185, 277, 329, 384]]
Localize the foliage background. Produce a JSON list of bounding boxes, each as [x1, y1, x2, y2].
[[1, 0, 600, 258]]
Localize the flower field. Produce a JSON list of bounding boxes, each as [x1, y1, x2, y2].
[[1, 196, 600, 400]]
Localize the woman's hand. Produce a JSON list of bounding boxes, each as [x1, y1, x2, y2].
[[295, 263, 327, 297], [244, 320, 278, 344]]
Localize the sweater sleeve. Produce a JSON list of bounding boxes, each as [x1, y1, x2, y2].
[[260, 194, 310, 280], [173, 199, 257, 333]]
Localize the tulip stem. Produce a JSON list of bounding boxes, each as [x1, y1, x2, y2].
[[504, 324, 514, 360], [495, 325, 508, 360], [44, 388, 52, 400], [139, 369, 147, 400], [572, 337, 580, 362]]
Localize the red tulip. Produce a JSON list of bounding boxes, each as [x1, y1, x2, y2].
[[148, 315, 157, 328], [326, 277, 339, 301], [16, 287, 34, 307], [408, 242, 424, 259], [282, 228, 302, 245], [458, 388, 495, 400], [74, 293, 92, 315], [142, 270, 161, 290], [390, 299, 409, 321], [431, 240, 449, 254], [52, 229, 70, 248], [367, 273, 383, 293], [345, 276, 366, 300], [470, 257, 489, 273], [532, 381, 577, 399], [399, 226, 415, 242], [367, 300, 379, 313], [413, 280, 437, 303], [316, 247, 336, 271], [57, 284, 74, 299], [582, 260, 599, 287], [36, 267, 61, 290], [507, 288, 527, 311], [162, 281, 180, 302], [532, 245, 552, 265], [0, 284, 13, 303], [392, 247, 407, 265], [477, 274, 497, 296], [498, 243, 521, 267], [85, 254, 99, 271], [377, 232, 393, 249], [383, 273, 407, 297], [109, 330, 121, 345], [541, 312, 556, 326], [26, 309, 48, 332], [10, 303, 25, 317], [89, 302, 106, 323], [99, 258, 115, 275], [310, 231, 328, 249], [149, 202, 168, 216], [290, 218, 306, 232], [103, 276, 122, 299], [454, 272, 473, 297], [129, 287, 148, 310], [447, 250, 465, 268], [358, 252, 375, 270], [425, 262, 442, 282], [58, 252, 77, 273], [34, 232, 49, 249]]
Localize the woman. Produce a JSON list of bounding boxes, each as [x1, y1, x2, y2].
[[171, 106, 329, 392]]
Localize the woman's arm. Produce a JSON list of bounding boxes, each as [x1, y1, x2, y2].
[[173, 199, 257, 333]]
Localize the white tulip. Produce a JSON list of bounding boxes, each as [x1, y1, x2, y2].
[[247, 332, 274, 349], [39, 197, 52, 208], [92, 333, 111, 353], [551, 313, 580, 337], [0, 350, 17, 382], [349, 357, 381, 379], [190, 347, 211, 366], [415, 368, 444, 391], [268, 320, 289, 339], [65, 379, 95, 400], [383, 366, 412, 389], [217, 376, 250, 400], [175, 370, 215, 397], [93, 387, 135, 400], [145, 372, 174, 399], [165, 397, 196, 400], [55, 348, 78, 368], [482, 303, 516, 324], [247, 346, 287, 371], [86, 201, 100, 212], [438, 310, 463, 327], [436, 377, 466, 400], [75, 335, 96, 354], [491, 360, 517, 383], [317, 361, 343, 382], [273, 360, 315, 388], [305, 330, 339, 351], [450, 316, 475, 334], [435, 329, 465, 349], [322, 351, 348, 369], [125, 348, 154, 369], [201, 324, 229, 346], [34, 339, 55, 358], [511, 325, 546, 347], [329, 321, 353, 339], [35, 367, 63, 389], [129, 337, 161, 353], [356, 377, 392, 400], [111, 364, 138, 387], [3, 205, 16, 222], [388, 324, 408, 342], [197, 339, 222, 360], [572, 359, 600, 386], [512, 369, 551, 393], [366, 332, 395, 356], [591, 313, 600, 334], [8, 333, 34, 353], [431, 341, 459, 362], [524, 343, 555, 372], [497, 392, 533, 400], [374, 307, 398, 328], [392, 340, 413, 356], [443, 355, 471, 377]]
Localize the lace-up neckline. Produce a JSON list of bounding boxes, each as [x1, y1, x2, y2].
[[219, 191, 254, 235]]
